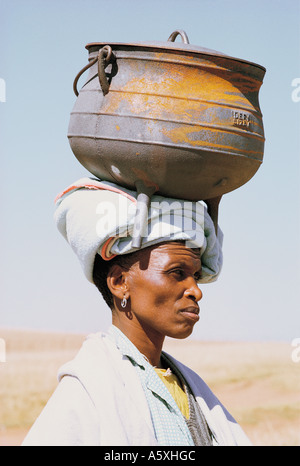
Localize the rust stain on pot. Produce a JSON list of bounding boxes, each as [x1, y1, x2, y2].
[[160, 124, 263, 157]]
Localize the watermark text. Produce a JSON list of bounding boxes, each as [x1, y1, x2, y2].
[[95, 198, 205, 248], [291, 338, 300, 363], [0, 338, 6, 362], [0, 78, 6, 103], [291, 78, 300, 103]]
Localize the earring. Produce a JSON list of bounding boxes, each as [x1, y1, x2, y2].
[[121, 296, 127, 309]]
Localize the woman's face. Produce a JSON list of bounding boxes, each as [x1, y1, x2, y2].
[[124, 242, 203, 340]]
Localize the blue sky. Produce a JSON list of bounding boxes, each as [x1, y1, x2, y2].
[[0, 0, 299, 341]]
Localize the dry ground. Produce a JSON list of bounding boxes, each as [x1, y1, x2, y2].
[[0, 328, 299, 446]]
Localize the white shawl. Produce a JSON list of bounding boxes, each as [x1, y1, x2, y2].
[[22, 332, 251, 447]]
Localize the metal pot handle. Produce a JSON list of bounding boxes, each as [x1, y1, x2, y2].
[[73, 45, 113, 97], [167, 30, 189, 44]]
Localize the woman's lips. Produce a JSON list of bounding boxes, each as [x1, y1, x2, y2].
[[180, 306, 200, 322]]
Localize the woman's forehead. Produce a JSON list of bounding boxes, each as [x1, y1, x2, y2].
[[146, 241, 201, 265], [124, 241, 201, 272]]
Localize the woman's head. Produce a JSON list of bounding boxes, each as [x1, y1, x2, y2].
[[93, 241, 203, 340]]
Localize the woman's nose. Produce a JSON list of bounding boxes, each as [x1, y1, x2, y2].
[[184, 279, 203, 302]]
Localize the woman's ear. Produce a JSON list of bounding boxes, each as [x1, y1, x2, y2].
[[106, 264, 129, 302]]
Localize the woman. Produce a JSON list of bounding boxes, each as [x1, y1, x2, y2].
[[22, 178, 251, 446]]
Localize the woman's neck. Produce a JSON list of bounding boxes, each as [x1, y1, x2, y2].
[[112, 314, 165, 368]]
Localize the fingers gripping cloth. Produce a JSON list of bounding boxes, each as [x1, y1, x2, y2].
[[54, 177, 223, 284]]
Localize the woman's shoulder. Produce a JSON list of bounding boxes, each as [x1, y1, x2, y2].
[[57, 331, 123, 382]]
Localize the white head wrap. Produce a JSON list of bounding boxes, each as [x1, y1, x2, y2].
[[54, 177, 223, 283]]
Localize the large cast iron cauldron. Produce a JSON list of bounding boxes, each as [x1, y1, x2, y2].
[[68, 30, 266, 247]]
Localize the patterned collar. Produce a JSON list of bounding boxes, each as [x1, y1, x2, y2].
[[107, 325, 194, 446], [108, 325, 149, 369]]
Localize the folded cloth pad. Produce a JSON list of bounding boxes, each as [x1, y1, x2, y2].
[[54, 177, 223, 284]]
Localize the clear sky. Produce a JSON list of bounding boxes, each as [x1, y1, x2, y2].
[[0, 0, 299, 341]]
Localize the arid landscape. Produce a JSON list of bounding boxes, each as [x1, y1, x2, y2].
[[0, 328, 299, 446]]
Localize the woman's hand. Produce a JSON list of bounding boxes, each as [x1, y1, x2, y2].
[[204, 195, 222, 235]]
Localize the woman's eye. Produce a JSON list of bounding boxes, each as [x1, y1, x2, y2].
[[172, 269, 185, 278], [194, 271, 202, 281], [169, 268, 202, 281]]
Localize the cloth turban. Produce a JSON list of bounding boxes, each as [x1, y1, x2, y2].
[[54, 177, 223, 284]]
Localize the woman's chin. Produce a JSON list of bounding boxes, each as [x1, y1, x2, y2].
[[166, 324, 196, 340]]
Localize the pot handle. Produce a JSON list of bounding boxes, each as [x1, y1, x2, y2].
[[167, 30, 189, 44], [73, 45, 113, 97]]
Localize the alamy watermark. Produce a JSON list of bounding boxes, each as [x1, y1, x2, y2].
[[291, 78, 300, 103], [0, 338, 6, 363], [291, 338, 300, 363], [0, 78, 6, 103], [95, 198, 205, 249]]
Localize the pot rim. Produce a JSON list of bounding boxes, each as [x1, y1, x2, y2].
[[85, 40, 266, 73]]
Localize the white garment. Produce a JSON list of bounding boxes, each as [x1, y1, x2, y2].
[[22, 332, 252, 447]]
